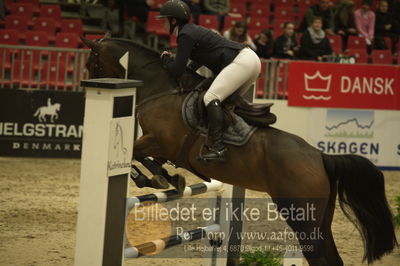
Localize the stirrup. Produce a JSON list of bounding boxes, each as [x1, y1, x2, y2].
[[197, 144, 228, 163]]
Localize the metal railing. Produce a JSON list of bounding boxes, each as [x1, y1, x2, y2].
[[0, 45, 292, 99], [257, 59, 290, 100], [0, 45, 90, 91]]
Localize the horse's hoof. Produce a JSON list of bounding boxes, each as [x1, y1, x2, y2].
[[170, 174, 186, 192], [151, 175, 169, 189]]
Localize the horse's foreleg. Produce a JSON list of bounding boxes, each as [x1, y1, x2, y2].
[[130, 135, 169, 189], [132, 135, 185, 191]]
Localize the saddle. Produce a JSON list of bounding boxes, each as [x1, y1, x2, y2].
[[193, 77, 276, 129], [181, 77, 276, 147]]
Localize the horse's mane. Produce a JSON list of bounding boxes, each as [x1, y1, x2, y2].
[[103, 38, 161, 58]]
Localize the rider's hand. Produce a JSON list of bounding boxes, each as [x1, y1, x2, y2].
[[160, 51, 172, 59]]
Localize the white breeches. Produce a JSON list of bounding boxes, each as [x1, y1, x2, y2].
[[203, 47, 261, 106]]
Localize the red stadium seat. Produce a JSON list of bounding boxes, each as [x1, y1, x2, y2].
[[55, 32, 79, 48], [33, 17, 56, 42], [249, 0, 271, 4], [223, 16, 242, 32], [0, 29, 19, 70], [85, 34, 104, 40], [248, 29, 260, 40], [150, 0, 165, 9], [249, 4, 271, 18], [274, 6, 294, 19], [61, 19, 83, 35], [146, 11, 168, 36], [18, 0, 39, 14], [25, 31, 49, 47], [41, 60, 72, 90], [40, 5, 61, 28], [5, 16, 29, 41], [169, 35, 177, 49], [248, 17, 269, 30], [198, 15, 219, 31], [273, 29, 281, 40], [9, 2, 34, 17], [328, 35, 343, 54], [272, 19, 288, 34], [0, 29, 19, 44], [274, 0, 294, 7], [383, 36, 392, 51], [24, 31, 49, 66], [296, 0, 315, 7], [347, 36, 367, 50], [371, 50, 393, 65], [346, 48, 368, 63], [230, 3, 247, 17], [3, 60, 37, 88]]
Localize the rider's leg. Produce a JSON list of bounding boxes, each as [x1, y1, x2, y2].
[[201, 48, 260, 161], [201, 98, 228, 161]]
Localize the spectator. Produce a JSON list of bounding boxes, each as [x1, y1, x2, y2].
[[299, 16, 333, 61], [299, 0, 335, 35], [183, 0, 205, 24], [354, 0, 375, 50], [273, 22, 299, 59], [254, 29, 274, 59], [334, 0, 358, 52], [223, 21, 257, 50], [126, 0, 155, 22], [388, 0, 400, 24], [374, 0, 400, 54]]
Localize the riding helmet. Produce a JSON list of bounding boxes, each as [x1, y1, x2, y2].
[[157, 0, 191, 22]]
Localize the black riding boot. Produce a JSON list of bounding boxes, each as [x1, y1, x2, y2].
[[201, 99, 227, 162]]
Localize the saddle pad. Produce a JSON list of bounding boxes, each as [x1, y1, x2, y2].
[[182, 91, 257, 146]]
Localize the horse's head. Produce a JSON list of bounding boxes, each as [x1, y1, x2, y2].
[[81, 33, 127, 79], [54, 103, 60, 111], [81, 34, 164, 80]]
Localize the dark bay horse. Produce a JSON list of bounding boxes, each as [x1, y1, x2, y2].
[[81, 36, 397, 266]]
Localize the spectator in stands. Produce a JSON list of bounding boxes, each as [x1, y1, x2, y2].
[[0, 0, 5, 20], [254, 29, 274, 59], [126, 0, 156, 22], [354, 0, 375, 51], [273, 22, 299, 59], [183, 0, 205, 24], [334, 0, 358, 52], [299, 0, 335, 35], [388, 0, 400, 24], [374, 0, 400, 54], [299, 16, 333, 61], [223, 21, 256, 50]]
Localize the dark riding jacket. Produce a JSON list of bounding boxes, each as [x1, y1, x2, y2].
[[162, 23, 245, 78]]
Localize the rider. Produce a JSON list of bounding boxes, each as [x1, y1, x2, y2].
[[158, 0, 261, 162]]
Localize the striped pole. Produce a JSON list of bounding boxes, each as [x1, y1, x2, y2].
[[126, 180, 223, 210], [125, 224, 221, 258]]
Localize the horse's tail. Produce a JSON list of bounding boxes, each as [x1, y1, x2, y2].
[[322, 153, 398, 263], [33, 108, 41, 117]]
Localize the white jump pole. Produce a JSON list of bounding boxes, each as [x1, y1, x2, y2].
[[74, 78, 141, 266]]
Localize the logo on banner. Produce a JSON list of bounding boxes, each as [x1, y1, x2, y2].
[[303, 71, 332, 101], [108, 119, 131, 176], [33, 98, 61, 123], [112, 122, 128, 158], [316, 109, 379, 162], [325, 110, 374, 138]]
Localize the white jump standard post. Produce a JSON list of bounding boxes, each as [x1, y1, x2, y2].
[[74, 78, 141, 266]]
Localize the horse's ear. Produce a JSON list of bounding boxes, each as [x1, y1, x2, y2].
[[104, 31, 111, 39], [80, 35, 98, 50]]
